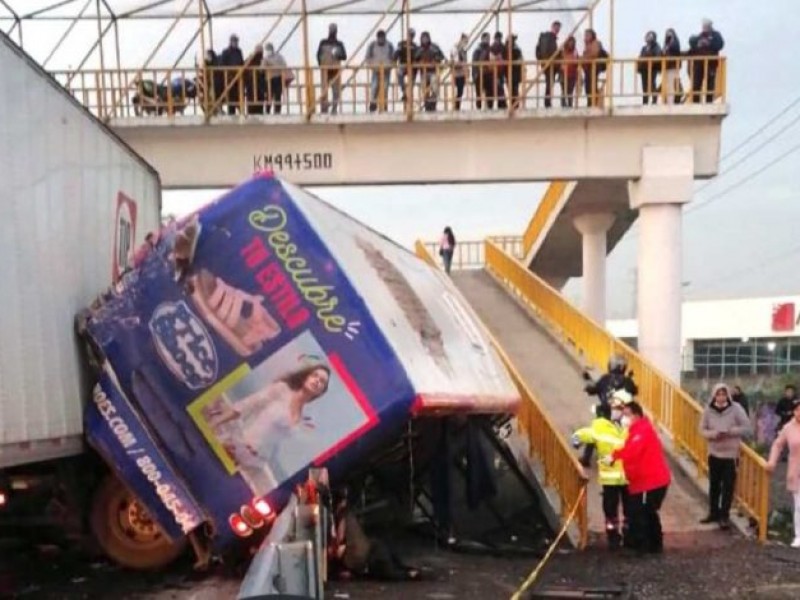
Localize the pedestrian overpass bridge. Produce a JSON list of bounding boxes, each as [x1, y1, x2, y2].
[[45, 41, 770, 548], [415, 239, 770, 548]]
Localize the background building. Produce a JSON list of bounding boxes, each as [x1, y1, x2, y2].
[[608, 295, 800, 379]]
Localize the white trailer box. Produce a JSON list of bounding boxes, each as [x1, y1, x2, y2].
[[0, 32, 161, 468]]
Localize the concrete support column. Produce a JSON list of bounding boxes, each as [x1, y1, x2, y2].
[[629, 146, 694, 382], [573, 213, 616, 324]]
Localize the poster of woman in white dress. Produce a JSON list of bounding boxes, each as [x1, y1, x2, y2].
[[188, 331, 372, 496]]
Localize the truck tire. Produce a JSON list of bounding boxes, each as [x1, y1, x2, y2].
[[90, 474, 186, 570]]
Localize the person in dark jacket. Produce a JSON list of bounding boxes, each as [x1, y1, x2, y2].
[[535, 20, 561, 108], [471, 32, 491, 110], [581, 355, 638, 467], [637, 31, 662, 105], [201, 49, 225, 115], [414, 32, 445, 112], [611, 399, 671, 554], [661, 28, 682, 104], [506, 34, 524, 109], [244, 44, 266, 115], [689, 18, 724, 103], [489, 32, 507, 109], [220, 34, 245, 115], [317, 23, 347, 115], [394, 28, 418, 105], [731, 384, 749, 416]]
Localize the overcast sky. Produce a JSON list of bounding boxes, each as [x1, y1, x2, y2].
[[9, 0, 798, 318]]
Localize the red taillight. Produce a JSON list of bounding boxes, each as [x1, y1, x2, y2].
[[253, 498, 272, 517], [229, 514, 253, 537], [240, 505, 264, 529], [0, 492, 6, 507]]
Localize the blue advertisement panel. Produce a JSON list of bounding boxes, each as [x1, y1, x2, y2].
[[83, 174, 416, 548], [86, 369, 204, 539]]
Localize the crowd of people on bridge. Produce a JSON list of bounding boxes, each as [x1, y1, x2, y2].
[[134, 17, 724, 117]]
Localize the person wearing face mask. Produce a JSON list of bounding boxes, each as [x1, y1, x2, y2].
[[572, 392, 630, 549], [580, 354, 638, 466], [637, 31, 662, 105], [609, 398, 671, 554]]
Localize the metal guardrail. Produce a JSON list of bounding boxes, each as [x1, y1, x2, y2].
[[521, 181, 569, 259], [482, 239, 770, 542], [421, 235, 522, 271], [414, 239, 589, 548], [50, 56, 727, 121]]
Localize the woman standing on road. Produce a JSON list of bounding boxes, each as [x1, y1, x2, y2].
[[767, 398, 800, 548]]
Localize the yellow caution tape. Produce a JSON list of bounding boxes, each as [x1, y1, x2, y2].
[[510, 485, 588, 600]]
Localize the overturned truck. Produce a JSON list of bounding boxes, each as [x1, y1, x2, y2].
[[80, 173, 521, 567]]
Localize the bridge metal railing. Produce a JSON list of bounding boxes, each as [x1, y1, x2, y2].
[[49, 56, 727, 122], [421, 235, 522, 271], [414, 239, 589, 548], [482, 239, 770, 542]]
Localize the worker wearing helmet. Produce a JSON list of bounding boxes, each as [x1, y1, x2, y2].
[[580, 354, 639, 467], [572, 390, 630, 549]]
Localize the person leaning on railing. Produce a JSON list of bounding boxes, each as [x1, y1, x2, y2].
[[559, 35, 580, 108], [414, 32, 445, 112], [244, 44, 266, 115], [199, 49, 225, 115], [506, 34, 524, 110], [220, 34, 245, 115], [471, 32, 491, 110], [450, 33, 469, 111], [687, 18, 724, 104], [394, 28, 418, 105], [535, 19, 561, 109], [637, 31, 662, 105], [366, 30, 395, 113], [489, 32, 508, 110], [581, 29, 608, 108], [661, 28, 682, 104], [263, 43, 289, 115], [317, 23, 347, 115]]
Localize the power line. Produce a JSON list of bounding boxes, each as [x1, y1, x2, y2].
[[696, 109, 800, 195], [721, 94, 800, 161], [687, 140, 800, 216]]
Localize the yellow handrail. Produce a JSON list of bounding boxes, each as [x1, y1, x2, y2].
[[50, 55, 728, 121], [420, 236, 522, 271], [414, 239, 589, 548], [482, 239, 770, 542], [521, 181, 569, 258]]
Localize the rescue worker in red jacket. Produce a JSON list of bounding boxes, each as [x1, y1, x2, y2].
[[609, 398, 671, 554]]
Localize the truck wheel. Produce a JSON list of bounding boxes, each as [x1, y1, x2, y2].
[[90, 475, 186, 570]]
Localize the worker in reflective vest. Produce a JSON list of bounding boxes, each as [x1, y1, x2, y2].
[[573, 391, 630, 549]]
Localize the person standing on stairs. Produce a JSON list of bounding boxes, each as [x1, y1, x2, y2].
[[699, 383, 751, 530], [572, 392, 630, 549]]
